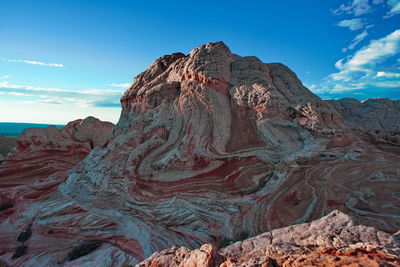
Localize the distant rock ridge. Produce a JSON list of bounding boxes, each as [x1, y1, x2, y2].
[[5, 116, 114, 160], [0, 116, 114, 257], [0, 42, 399, 266], [328, 98, 400, 143], [0, 136, 17, 160]]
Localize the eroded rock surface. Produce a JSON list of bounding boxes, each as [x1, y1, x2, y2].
[[0, 42, 399, 266], [137, 211, 400, 267], [0, 136, 17, 159], [328, 98, 400, 143], [0, 117, 114, 265]]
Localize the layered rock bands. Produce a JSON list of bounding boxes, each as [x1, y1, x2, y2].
[[0, 42, 399, 266]]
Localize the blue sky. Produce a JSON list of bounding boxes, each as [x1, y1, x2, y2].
[[0, 0, 399, 124]]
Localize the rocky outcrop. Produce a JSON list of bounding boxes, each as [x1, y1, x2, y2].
[[0, 116, 114, 265], [0, 136, 17, 159], [0, 42, 399, 266], [5, 116, 114, 161], [137, 211, 400, 267], [328, 98, 400, 143], [0, 116, 114, 189]]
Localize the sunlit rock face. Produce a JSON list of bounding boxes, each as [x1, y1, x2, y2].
[[137, 211, 400, 267], [0, 42, 399, 266]]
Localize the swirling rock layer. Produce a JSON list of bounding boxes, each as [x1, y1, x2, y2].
[[0, 42, 399, 266], [0, 117, 114, 265]]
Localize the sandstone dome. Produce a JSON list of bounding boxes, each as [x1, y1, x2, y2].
[[0, 42, 399, 266]]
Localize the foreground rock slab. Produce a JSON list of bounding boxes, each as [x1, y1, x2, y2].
[[137, 211, 400, 267]]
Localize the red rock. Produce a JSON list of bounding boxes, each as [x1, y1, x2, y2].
[[0, 42, 399, 266], [0, 117, 114, 265]]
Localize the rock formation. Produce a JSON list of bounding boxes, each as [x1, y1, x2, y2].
[[0, 42, 399, 266], [0, 136, 17, 160], [328, 98, 400, 143], [137, 210, 400, 267], [0, 117, 114, 265]]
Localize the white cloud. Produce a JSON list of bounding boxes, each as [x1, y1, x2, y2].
[[333, 3, 352, 15], [331, 82, 367, 92], [371, 80, 400, 87], [333, 0, 372, 16], [0, 75, 11, 79], [308, 84, 317, 90], [384, 0, 400, 18], [22, 99, 62, 105], [307, 83, 335, 94], [325, 2, 399, 98], [352, 0, 372, 15], [376, 71, 400, 77], [319, 29, 400, 94], [0, 81, 124, 108], [8, 92, 35, 97], [4, 59, 64, 67], [342, 28, 369, 52], [0, 81, 69, 92], [109, 83, 131, 88], [336, 29, 400, 75], [337, 18, 366, 31]]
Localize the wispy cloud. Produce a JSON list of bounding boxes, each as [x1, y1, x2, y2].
[[0, 75, 12, 79], [0, 81, 124, 108], [330, 82, 367, 93], [6, 92, 35, 97], [376, 71, 400, 77], [0, 81, 70, 94], [316, 29, 400, 95], [23, 99, 63, 105], [342, 28, 369, 52], [333, 29, 400, 76], [333, 0, 372, 16], [337, 18, 366, 31], [109, 83, 131, 88], [314, 1, 400, 99], [3, 59, 64, 67], [384, 0, 400, 18], [371, 80, 400, 87]]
